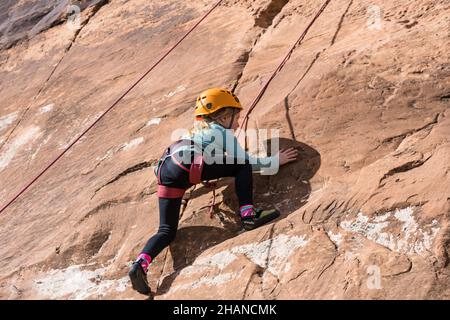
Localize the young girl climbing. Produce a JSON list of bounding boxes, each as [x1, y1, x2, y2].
[[129, 88, 298, 295]]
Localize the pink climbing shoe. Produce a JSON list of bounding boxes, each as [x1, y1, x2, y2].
[[241, 207, 280, 231], [129, 253, 152, 296]]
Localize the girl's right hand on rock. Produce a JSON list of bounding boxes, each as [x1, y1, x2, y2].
[[278, 147, 298, 166]]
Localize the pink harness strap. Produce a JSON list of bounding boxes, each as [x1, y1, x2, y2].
[[156, 152, 217, 218], [156, 156, 187, 198], [171, 156, 191, 173], [189, 154, 204, 184], [157, 185, 186, 198]]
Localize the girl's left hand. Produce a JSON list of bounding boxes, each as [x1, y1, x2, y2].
[[278, 147, 299, 166]]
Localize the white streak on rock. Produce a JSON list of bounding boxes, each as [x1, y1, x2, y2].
[[193, 234, 309, 277], [0, 126, 40, 171], [0, 112, 18, 132], [34, 265, 129, 300], [121, 137, 144, 151], [145, 118, 161, 127], [39, 104, 54, 114], [31, 134, 52, 160], [151, 86, 186, 105], [164, 85, 185, 98], [95, 149, 114, 162], [341, 212, 391, 247], [340, 207, 440, 255], [193, 250, 237, 270], [373, 212, 391, 222], [284, 262, 292, 273], [170, 271, 243, 293], [171, 235, 309, 294], [327, 231, 343, 247]]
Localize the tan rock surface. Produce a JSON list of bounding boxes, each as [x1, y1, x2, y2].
[[0, 0, 449, 299]]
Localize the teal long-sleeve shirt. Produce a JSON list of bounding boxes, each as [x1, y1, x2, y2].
[[178, 122, 279, 174]]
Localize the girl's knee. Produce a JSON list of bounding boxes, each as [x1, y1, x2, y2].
[[157, 226, 177, 242], [166, 229, 177, 243]]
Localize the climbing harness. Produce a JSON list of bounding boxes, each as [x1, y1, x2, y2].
[[153, 139, 217, 219]]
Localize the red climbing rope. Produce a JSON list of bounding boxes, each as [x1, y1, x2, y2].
[[237, 0, 332, 139], [187, 0, 332, 217], [0, 0, 224, 215]]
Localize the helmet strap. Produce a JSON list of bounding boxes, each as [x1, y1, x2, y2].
[[227, 109, 236, 129]]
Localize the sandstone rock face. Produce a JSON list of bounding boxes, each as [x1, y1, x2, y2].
[[0, 0, 449, 300]]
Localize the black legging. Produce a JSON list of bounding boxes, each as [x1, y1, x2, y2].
[[142, 156, 253, 259]]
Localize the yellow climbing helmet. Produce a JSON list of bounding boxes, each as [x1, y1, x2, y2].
[[194, 88, 242, 116]]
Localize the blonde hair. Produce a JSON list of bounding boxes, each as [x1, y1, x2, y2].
[[187, 107, 237, 137]]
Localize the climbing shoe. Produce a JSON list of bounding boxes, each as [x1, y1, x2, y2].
[[129, 258, 151, 295], [241, 208, 280, 231]]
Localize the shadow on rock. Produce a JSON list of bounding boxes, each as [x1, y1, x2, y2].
[[154, 139, 320, 297], [220, 138, 321, 220], [155, 225, 237, 295]]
